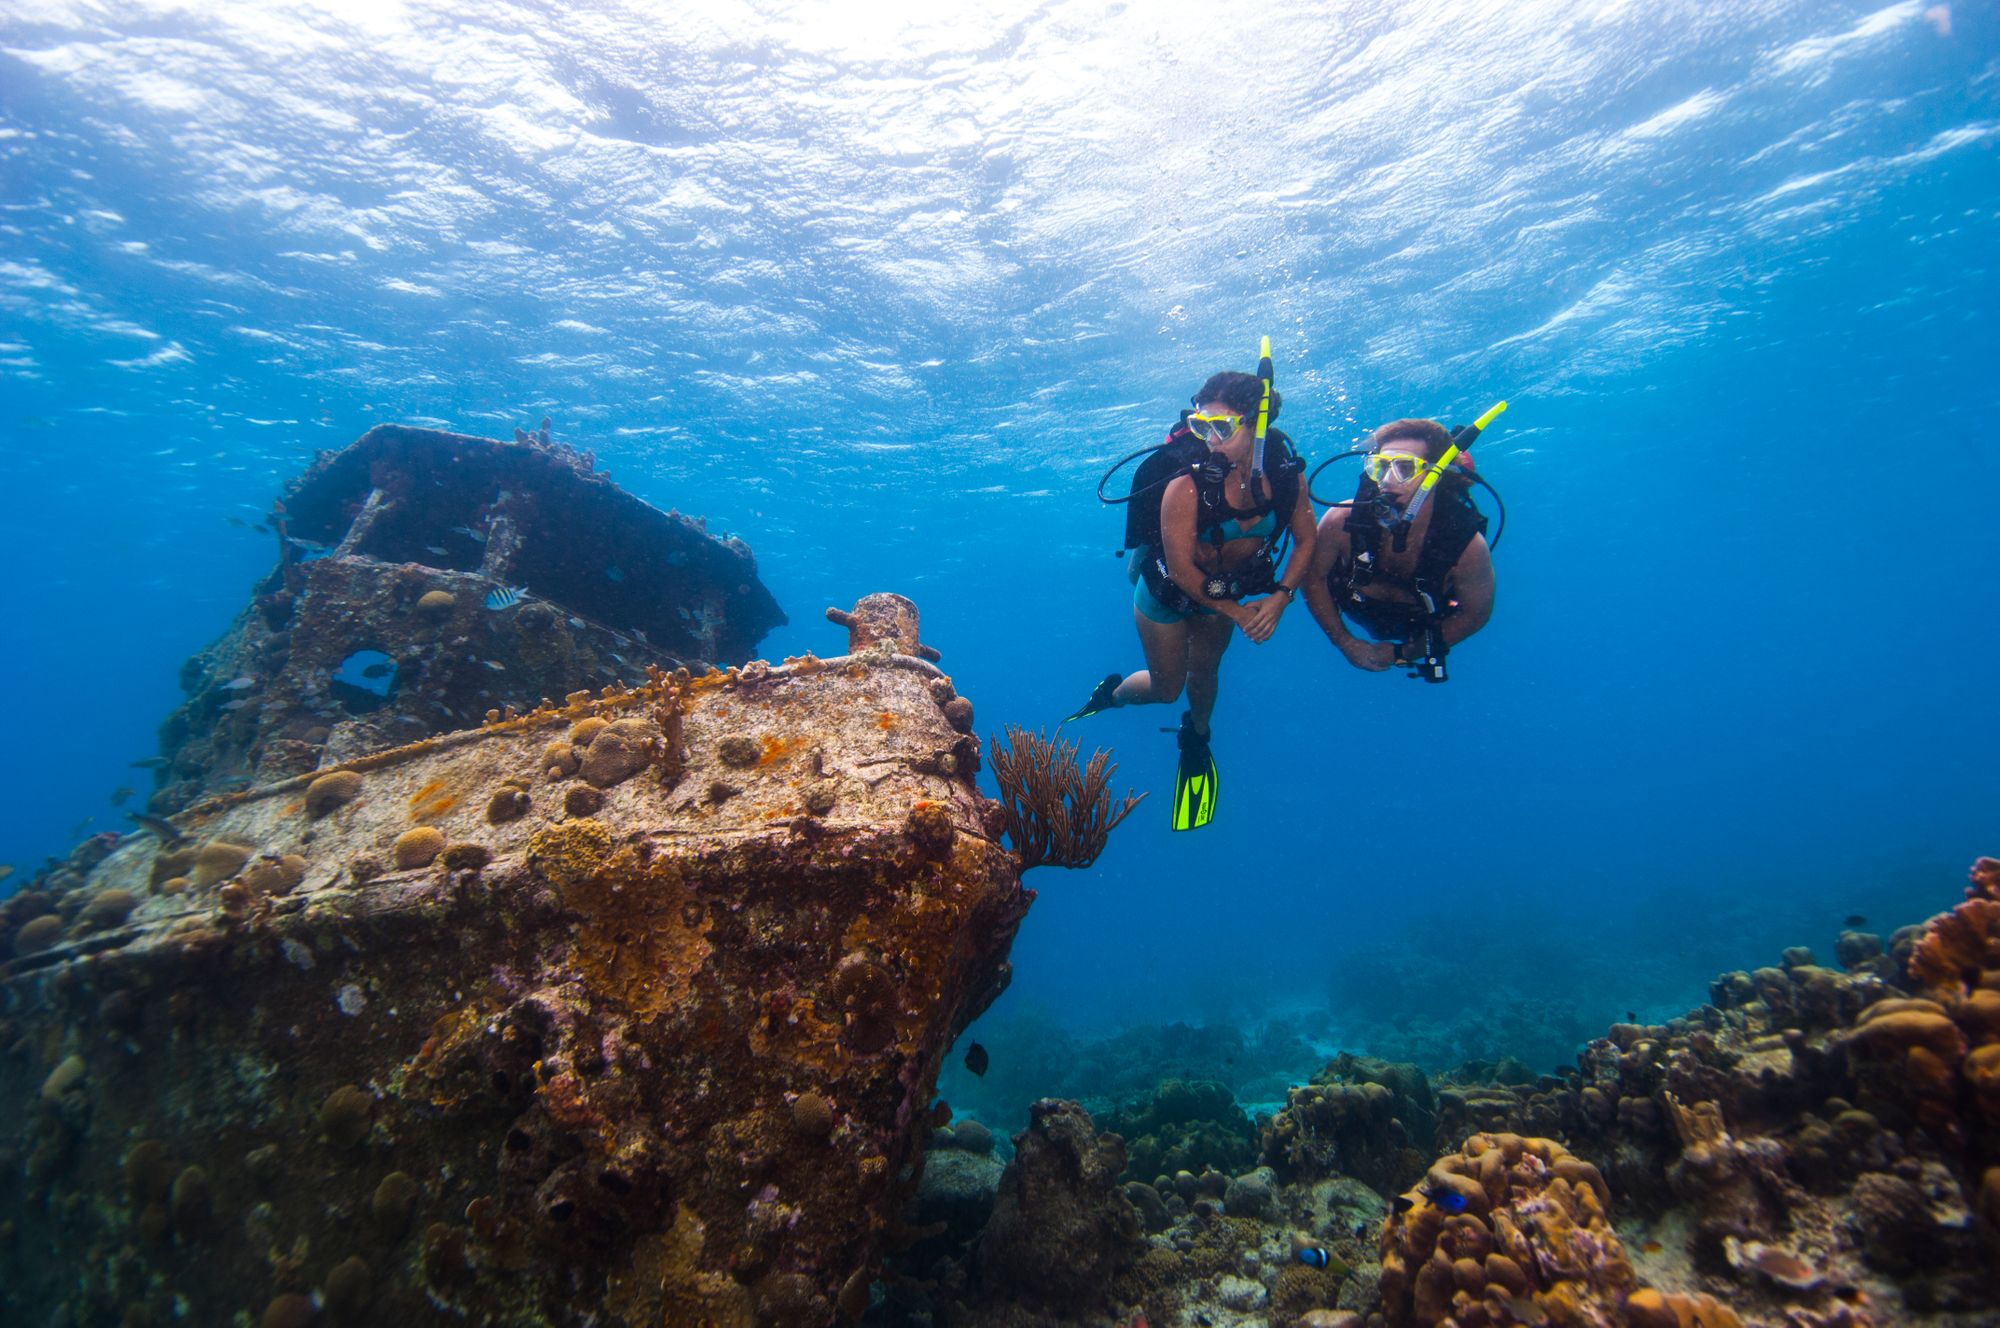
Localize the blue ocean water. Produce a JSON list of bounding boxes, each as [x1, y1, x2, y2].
[[2, 1, 1994, 1076]]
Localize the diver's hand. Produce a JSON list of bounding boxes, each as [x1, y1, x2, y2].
[[1239, 596, 1285, 644], [1339, 638, 1397, 671]]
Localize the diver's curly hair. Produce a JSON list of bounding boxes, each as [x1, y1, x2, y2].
[[1192, 371, 1280, 424]]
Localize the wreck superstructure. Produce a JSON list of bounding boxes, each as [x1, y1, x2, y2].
[[151, 424, 786, 812]]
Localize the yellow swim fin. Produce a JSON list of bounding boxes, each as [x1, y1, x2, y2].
[[1171, 715, 1217, 831]]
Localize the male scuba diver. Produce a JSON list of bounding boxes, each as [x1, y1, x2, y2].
[[1070, 340, 1316, 830], [1301, 417, 1496, 682]]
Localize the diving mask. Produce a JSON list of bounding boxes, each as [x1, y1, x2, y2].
[[1363, 451, 1428, 485], [1185, 411, 1243, 445]]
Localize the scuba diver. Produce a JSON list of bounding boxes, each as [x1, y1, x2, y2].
[[1070, 341, 1316, 830], [1301, 415, 1498, 682]]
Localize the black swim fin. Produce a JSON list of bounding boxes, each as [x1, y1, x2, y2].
[[1171, 712, 1217, 831], [1065, 673, 1122, 723]]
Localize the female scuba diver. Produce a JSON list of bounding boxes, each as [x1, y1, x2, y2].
[[1068, 368, 1317, 830], [1301, 417, 1495, 680]]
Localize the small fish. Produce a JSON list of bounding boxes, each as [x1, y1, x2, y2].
[[1626, 1011, 1637, 1023], [226, 516, 247, 528], [360, 662, 395, 680], [220, 699, 253, 711], [1352, 1221, 1372, 1240], [284, 536, 327, 552], [605, 566, 625, 582], [1294, 1245, 1351, 1275], [1396, 1182, 1469, 1215], [963, 1042, 988, 1077], [126, 811, 186, 845], [1424, 1183, 1469, 1214], [130, 756, 170, 770], [1499, 1294, 1550, 1327], [1843, 914, 1868, 928], [252, 522, 270, 534], [485, 586, 526, 611], [483, 660, 507, 672], [109, 786, 135, 806], [222, 676, 257, 690], [567, 616, 586, 630], [450, 525, 488, 543], [424, 544, 448, 556], [1640, 1240, 1663, 1254]]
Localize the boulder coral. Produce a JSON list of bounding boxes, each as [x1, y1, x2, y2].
[[1379, 1132, 1640, 1327], [305, 770, 363, 818]]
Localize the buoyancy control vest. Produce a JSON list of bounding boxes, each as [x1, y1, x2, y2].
[[1127, 425, 1304, 610], [1338, 473, 1488, 622]]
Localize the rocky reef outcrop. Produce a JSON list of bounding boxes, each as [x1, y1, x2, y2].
[[150, 423, 785, 810], [0, 595, 1026, 1327]]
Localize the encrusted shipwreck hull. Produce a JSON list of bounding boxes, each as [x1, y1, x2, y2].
[[153, 423, 786, 811], [0, 643, 1026, 1327]]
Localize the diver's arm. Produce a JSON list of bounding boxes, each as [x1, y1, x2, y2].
[[1302, 508, 1394, 671], [1301, 508, 1356, 645], [1440, 534, 1494, 647], [1160, 479, 1251, 626]]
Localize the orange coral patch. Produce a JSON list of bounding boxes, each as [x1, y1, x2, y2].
[[757, 734, 807, 766], [876, 712, 896, 730], [411, 793, 459, 822]]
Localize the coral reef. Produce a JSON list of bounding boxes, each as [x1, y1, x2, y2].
[[1102, 1078, 1260, 1184], [874, 861, 2000, 1328], [141, 424, 785, 810], [0, 598, 1033, 1328], [1263, 1054, 1433, 1197]]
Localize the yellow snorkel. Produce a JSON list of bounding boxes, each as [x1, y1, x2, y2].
[[1250, 335, 1274, 484], [1398, 399, 1507, 532]]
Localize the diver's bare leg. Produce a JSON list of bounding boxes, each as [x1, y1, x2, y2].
[[1114, 609, 1190, 706], [1182, 613, 1235, 738]]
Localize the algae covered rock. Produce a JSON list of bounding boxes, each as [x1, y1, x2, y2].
[[977, 1099, 1143, 1309]]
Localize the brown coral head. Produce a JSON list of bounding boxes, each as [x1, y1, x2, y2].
[[305, 770, 363, 819], [717, 734, 761, 768], [438, 842, 493, 872], [321, 1084, 376, 1149], [904, 802, 954, 857], [1970, 856, 2000, 902], [1845, 1001, 1968, 1068], [486, 786, 532, 824], [393, 827, 447, 870], [190, 840, 256, 889], [790, 1091, 835, 1141], [830, 951, 899, 1056]]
